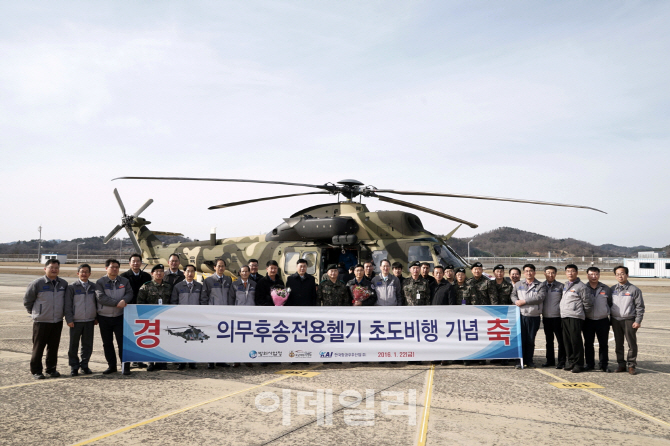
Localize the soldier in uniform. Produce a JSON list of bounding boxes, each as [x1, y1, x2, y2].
[[137, 264, 173, 372], [454, 268, 470, 305], [420, 262, 436, 286], [317, 264, 351, 306], [492, 264, 513, 305], [444, 265, 455, 286], [466, 262, 497, 305], [392, 262, 405, 287], [402, 261, 431, 306], [346, 264, 378, 306]]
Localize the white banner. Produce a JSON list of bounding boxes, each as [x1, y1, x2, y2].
[[123, 305, 522, 363]]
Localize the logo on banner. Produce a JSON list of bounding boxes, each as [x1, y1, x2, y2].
[[249, 350, 258, 359], [289, 350, 312, 359], [319, 351, 333, 358], [250, 350, 283, 359]]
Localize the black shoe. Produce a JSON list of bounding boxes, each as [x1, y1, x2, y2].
[[46, 371, 61, 378], [207, 363, 215, 370], [572, 365, 582, 373], [600, 367, 611, 373], [122, 369, 131, 376], [541, 362, 555, 368], [563, 364, 573, 371], [216, 363, 230, 368], [122, 364, 131, 376], [137, 362, 147, 368], [70, 369, 79, 377], [556, 363, 566, 369], [33, 373, 45, 380], [81, 367, 93, 375], [102, 367, 118, 374], [583, 365, 594, 372], [178, 364, 186, 370], [147, 364, 156, 372], [189, 364, 197, 369], [526, 363, 536, 369]]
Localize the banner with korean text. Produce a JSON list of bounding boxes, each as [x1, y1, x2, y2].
[[123, 305, 522, 363]]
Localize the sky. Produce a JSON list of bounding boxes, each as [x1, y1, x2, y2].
[[0, 1, 668, 248]]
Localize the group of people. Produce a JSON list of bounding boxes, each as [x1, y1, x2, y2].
[[23, 254, 645, 379]]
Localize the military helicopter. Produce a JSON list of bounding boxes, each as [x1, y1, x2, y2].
[[103, 177, 605, 281], [165, 325, 210, 343]]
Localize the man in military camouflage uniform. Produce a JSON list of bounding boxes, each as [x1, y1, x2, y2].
[[137, 264, 173, 371], [466, 262, 497, 305], [402, 261, 431, 306], [317, 264, 351, 306], [493, 264, 513, 305], [444, 265, 455, 286], [453, 268, 470, 306]]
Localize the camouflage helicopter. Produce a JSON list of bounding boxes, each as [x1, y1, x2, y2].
[[165, 325, 210, 343], [103, 177, 605, 281]]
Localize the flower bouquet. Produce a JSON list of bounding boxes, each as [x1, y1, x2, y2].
[[351, 285, 374, 305], [271, 287, 291, 306]]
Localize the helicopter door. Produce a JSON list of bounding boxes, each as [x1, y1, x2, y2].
[[407, 244, 435, 272], [283, 250, 319, 278]]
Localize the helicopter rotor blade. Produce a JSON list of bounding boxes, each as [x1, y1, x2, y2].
[[114, 176, 337, 192], [132, 198, 154, 218], [374, 189, 607, 214], [125, 226, 143, 254], [113, 188, 127, 216], [376, 195, 479, 229], [103, 225, 123, 244], [209, 192, 331, 210]]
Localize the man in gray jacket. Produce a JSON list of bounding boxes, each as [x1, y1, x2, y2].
[[541, 266, 566, 369], [511, 264, 547, 369], [95, 258, 134, 375], [202, 258, 233, 369], [64, 264, 97, 376], [373, 259, 403, 306], [583, 267, 612, 372], [23, 258, 68, 379], [171, 264, 203, 371], [559, 264, 593, 373], [229, 265, 256, 306], [611, 266, 645, 375]]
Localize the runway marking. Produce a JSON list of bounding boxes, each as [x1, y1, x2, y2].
[[416, 364, 435, 446], [549, 382, 603, 389], [71, 364, 323, 445], [274, 369, 320, 377], [535, 369, 670, 428]]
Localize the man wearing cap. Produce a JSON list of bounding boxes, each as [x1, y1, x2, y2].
[[402, 261, 431, 306], [373, 259, 403, 306], [318, 264, 351, 306], [171, 264, 203, 371], [541, 266, 566, 369], [466, 262, 497, 305], [95, 258, 133, 375], [492, 264, 513, 305], [137, 264, 173, 371], [255, 260, 285, 307], [203, 258, 233, 369], [511, 264, 547, 369], [392, 262, 405, 287], [420, 262, 436, 286], [453, 268, 470, 306], [583, 267, 612, 373], [444, 265, 456, 286], [559, 264, 593, 373], [346, 264, 378, 306], [24, 259, 68, 379], [611, 266, 645, 375]]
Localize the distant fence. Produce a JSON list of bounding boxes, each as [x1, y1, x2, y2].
[[466, 256, 628, 271]]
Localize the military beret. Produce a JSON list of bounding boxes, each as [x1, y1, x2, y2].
[[408, 261, 421, 268], [455, 267, 466, 274], [326, 264, 338, 272], [493, 264, 505, 271], [392, 262, 403, 269], [151, 264, 164, 273], [471, 262, 483, 268], [444, 264, 454, 271]]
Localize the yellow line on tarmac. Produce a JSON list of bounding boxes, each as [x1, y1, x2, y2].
[[535, 369, 670, 428], [71, 364, 323, 445], [416, 364, 435, 446]]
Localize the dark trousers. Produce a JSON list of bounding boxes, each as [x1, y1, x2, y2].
[[562, 317, 585, 368], [30, 321, 63, 375], [98, 315, 123, 368], [520, 315, 541, 366], [583, 318, 610, 368], [542, 317, 566, 366], [611, 318, 638, 368], [68, 321, 95, 369]]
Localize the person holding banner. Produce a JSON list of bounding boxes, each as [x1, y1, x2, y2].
[[137, 264, 173, 372], [255, 260, 285, 307], [560, 264, 592, 373], [511, 264, 547, 369], [203, 259, 233, 369], [171, 264, 203, 371]]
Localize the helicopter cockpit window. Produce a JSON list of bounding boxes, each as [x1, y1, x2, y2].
[[408, 245, 433, 271], [371, 250, 388, 274], [284, 252, 299, 275], [301, 252, 317, 275], [434, 245, 466, 268]]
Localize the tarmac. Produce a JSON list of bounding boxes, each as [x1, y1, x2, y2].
[[1, 272, 669, 445]]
